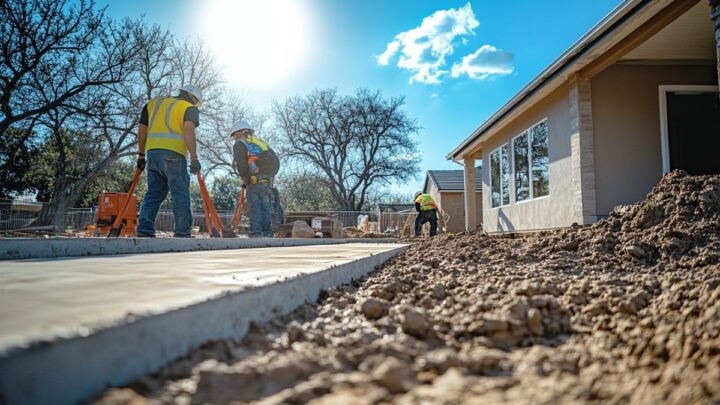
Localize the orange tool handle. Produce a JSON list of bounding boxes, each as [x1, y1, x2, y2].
[[230, 186, 245, 230], [197, 173, 225, 234], [111, 168, 142, 230]]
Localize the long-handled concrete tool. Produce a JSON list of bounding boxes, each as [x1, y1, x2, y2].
[[229, 185, 246, 233], [107, 168, 142, 237], [196, 173, 236, 238]]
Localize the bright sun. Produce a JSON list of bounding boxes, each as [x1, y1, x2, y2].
[[199, 0, 313, 87]]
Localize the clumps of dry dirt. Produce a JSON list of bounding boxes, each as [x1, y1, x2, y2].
[[94, 171, 720, 405], [528, 170, 720, 268]]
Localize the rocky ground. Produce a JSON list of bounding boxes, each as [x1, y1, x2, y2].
[[95, 171, 720, 405]]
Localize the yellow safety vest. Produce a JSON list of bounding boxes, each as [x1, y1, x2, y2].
[[240, 136, 270, 174], [415, 193, 437, 211], [145, 97, 193, 156]]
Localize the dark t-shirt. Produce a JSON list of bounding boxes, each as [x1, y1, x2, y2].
[[139, 97, 200, 127], [233, 140, 279, 179]]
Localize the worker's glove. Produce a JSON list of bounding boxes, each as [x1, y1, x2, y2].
[[189, 159, 201, 174], [136, 155, 146, 171]]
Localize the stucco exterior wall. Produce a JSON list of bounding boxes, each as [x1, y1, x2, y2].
[[480, 83, 575, 233], [425, 180, 442, 208], [591, 63, 717, 216], [437, 191, 482, 233]]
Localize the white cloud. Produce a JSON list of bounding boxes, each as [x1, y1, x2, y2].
[[377, 41, 400, 66], [451, 44, 514, 80], [376, 3, 479, 84], [430, 93, 439, 98]]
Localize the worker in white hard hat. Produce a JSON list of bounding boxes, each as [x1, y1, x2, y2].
[[136, 84, 203, 238], [414, 191, 438, 237], [230, 120, 282, 237]]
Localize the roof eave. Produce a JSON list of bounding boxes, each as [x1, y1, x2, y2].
[[446, 0, 651, 161]]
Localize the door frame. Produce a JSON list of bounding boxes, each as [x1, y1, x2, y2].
[[658, 85, 719, 173]]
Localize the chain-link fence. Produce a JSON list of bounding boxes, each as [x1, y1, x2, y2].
[[0, 199, 246, 233], [0, 198, 421, 236], [0, 198, 43, 230]]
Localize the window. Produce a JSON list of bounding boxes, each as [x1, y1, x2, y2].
[[512, 119, 549, 201], [490, 144, 510, 208], [513, 132, 530, 202], [501, 144, 510, 205], [530, 120, 549, 197], [490, 149, 501, 207]]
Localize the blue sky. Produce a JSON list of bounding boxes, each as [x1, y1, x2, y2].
[[104, 0, 622, 192]]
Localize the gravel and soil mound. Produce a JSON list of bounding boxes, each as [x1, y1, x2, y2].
[[95, 171, 720, 405]]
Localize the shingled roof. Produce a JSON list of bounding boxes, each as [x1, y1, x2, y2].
[[423, 168, 482, 193]]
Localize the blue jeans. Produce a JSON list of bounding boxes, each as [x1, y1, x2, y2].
[[247, 184, 273, 238], [415, 209, 438, 236], [138, 149, 192, 237]]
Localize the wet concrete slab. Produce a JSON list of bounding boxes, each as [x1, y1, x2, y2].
[[0, 237, 399, 260], [0, 242, 407, 405]]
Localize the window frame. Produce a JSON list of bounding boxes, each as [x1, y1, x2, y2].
[[511, 130, 531, 203], [511, 118, 550, 204], [489, 143, 510, 208], [528, 118, 550, 200]]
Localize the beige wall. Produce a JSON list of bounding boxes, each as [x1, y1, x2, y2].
[[437, 191, 482, 233], [479, 83, 575, 233], [424, 179, 483, 233], [425, 179, 442, 207], [591, 63, 717, 215]]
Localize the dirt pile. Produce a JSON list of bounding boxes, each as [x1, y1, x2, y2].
[[94, 171, 720, 404], [529, 170, 720, 268]]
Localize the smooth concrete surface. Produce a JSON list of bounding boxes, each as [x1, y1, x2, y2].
[[0, 243, 407, 405], [0, 237, 399, 260]]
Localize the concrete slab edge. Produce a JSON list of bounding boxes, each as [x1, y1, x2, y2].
[[0, 245, 408, 405], [0, 237, 399, 260]]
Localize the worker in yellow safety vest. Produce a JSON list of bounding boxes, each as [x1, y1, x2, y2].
[[414, 191, 438, 237], [135, 84, 203, 238], [230, 120, 282, 238]]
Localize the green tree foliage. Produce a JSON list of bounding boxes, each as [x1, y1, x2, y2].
[[209, 175, 243, 211], [274, 170, 338, 212], [77, 160, 148, 208], [0, 127, 41, 198], [189, 183, 203, 211]]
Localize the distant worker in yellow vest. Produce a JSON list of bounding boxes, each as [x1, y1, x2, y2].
[[135, 84, 203, 238], [230, 120, 281, 238], [414, 191, 438, 237]]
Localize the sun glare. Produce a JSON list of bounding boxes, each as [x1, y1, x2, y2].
[[199, 0, 313, 87]]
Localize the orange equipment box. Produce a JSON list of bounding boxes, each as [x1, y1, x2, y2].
[[96, 192, 138, 236]]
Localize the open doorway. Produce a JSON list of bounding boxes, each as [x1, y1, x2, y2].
[[659, 85, 720, 175]]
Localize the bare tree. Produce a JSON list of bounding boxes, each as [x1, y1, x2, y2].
[[30, 20, 226, 229], [0, 0, 137, 135], [196, 92, 265, 175], [272, 88, 420, 211]]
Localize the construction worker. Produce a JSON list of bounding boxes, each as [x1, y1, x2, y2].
[[136, 84, 203, 238], [414, 191, 438, 237], [230, 120, 281, 238]]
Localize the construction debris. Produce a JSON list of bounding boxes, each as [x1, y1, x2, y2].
[[95, 171, 720, 404]]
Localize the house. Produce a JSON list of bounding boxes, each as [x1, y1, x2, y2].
[[447, 0, 719, 234], [423, 168, 482, 233]]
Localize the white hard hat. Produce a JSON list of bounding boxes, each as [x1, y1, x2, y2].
[[179, 84, 203, 107], [229, 120, 254, 137]]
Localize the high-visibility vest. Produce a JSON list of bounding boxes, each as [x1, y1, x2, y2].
[[415, 193, 437, 211], [145, 97, 193, 156], [239, 136, 271, 174]]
